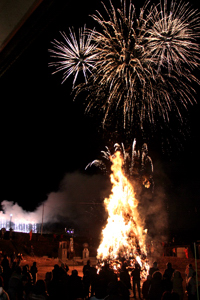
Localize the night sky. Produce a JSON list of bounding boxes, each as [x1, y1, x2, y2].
[[0, 0, 200, 241]]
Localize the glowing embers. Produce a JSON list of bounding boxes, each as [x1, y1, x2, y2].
[[97, 152, 148, 275]]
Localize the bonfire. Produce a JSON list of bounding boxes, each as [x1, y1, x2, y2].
[[96, 152, 149, 278]]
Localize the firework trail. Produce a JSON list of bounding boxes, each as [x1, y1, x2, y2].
[[49, 0, 200, 130]]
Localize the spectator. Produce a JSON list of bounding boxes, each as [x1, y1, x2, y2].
[[1, 255, 11, 290], [68, 269, 84, 300], [82, 269, 91, 299], [44, 272, 52, 296], [142, 275, 152, 300], [185, 264, 195, 284], [120, 263, 131, 291], [22, 265, 33, 284], [149, 261, 159, 277], [83, 260, 91, 276], [148, 271, 165, 300], [30, 262, 38, 284], [22, 265, 33, 299], [131, 263, 141, 298], [163, 263, 175, 280], [186, 271, 197, 300], [0, 276, 9, 300], [162, 273, 173, 293], [7, 266, 23, 300], [171, 270, 184, 300]]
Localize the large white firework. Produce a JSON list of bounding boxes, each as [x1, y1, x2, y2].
[[49, 26, 98, 87]]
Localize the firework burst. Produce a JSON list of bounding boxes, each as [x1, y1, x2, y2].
[[49, 26, 98, 87], [49, 0, 200, 130], [146, 0, 200, 74], [75, 0, 200, 129]]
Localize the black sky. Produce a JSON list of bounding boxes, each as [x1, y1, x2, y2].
[[0, 0, 200, 239]]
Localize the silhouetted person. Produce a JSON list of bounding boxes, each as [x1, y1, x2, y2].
[[7, 266, 23, 300], [120, 263, 131, 291], [22, 265, 33, 284], [185, 264, 195, 284], [117, 279, 130, 300], [59, 264, 70, 299], [163, 263, 175, 280], [90, 266, 98, 297], [83, 269, 91, 299], [171, 270, 184, 300], [44, 272, 52, 297], [49, 264, 68, 299], [22, 265, 33, 298], [1, 255, 10, 271], [142, 275, 152, 300], [10, 252, 16, 266], [186, 271, 197, 300], [52, 264, 60, 281], [83, 260, 91, 276], [30, 262, 38, 284], [149, 261, 159, 277], [148, 271, 165, 300], [131, 263, 141, 298], [99, 263, 115, 287], [1, 255, 11, 291], [68, 269, 84, 300]]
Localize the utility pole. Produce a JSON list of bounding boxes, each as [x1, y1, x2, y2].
[[41, 204, 44, 235]]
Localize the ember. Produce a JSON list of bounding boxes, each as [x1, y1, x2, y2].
[[97, 152, 149, 278]]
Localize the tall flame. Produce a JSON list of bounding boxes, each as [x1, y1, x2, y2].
[[97, 151, 147, 261]]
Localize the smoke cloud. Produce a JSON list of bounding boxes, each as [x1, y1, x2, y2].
[[0, 171, 110, 236]]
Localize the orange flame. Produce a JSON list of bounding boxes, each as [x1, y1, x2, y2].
[[97, 151, 147, 261]]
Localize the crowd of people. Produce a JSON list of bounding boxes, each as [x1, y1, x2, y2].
[[0, 253, 198, 300]]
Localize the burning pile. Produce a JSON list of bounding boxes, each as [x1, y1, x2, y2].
[[97, 152, 149, 278]]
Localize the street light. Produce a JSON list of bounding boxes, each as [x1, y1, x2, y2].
[[10, 214, 12, 230]]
